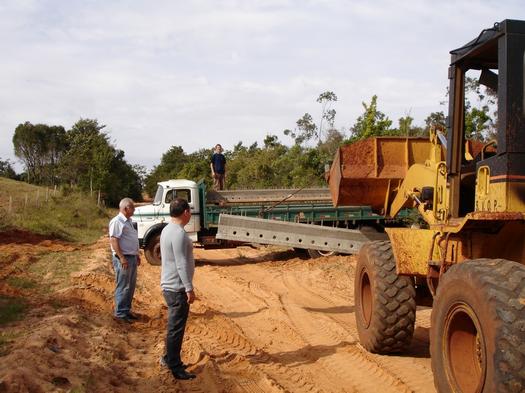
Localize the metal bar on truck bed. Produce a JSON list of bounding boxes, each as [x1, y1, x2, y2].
[[216, 214, 387, 255], [204, 203, 381, 228], [206, 188, 332, 205]]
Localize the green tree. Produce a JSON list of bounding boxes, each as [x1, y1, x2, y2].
[[132, 164, 148, 190], [226, 136, 327, 189], [59, 119, 114, 193], [12, 122, 67, 184], [144, 146, 190, 197], [280, 144, 325, 187], [178, 148, 214, 186], [147, 134, 333, 192], [465, 105, 493, 141], [225, 142, 252, 188], [395, 114, 424, 137], [226, 137, 298, 188], [0, 158, 17, 179], [59, 118, 142, 206], [45, 125, 68, 183], [284, 91, 339, 145], [103, 150, 143, 206], [464, 77, 495, 141], [13, 122, 44, 183], [263, 134, 280, 148], [317, 128, 344, 160], [284, 113, 318, 145], [425, 111, 446, 132], [347, 95, 393, 142], [398, 115, 413, 136], [317, 91, 338, 141], [437, 76, 496, 140]]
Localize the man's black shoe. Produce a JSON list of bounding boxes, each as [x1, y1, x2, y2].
[[114, 316, 133, 324], [171, 368, 196, 380], [160, 356, 187, 369], [126, 313, 140, 320]]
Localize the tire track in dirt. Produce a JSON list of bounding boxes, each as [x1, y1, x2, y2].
[[131, 260, 293, 393], [66, 247, 434, 393], [195, 261, 355, 392], [280, 265, 435, 393], [196, 262, 354, 392], [188, 306, 324, 393], [279, 276, 409, 393], [291, 266, 435, 392], [202, 255, 435, 393]]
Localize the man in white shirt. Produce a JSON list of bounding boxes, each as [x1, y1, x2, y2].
[[109, 197, 141, 323]]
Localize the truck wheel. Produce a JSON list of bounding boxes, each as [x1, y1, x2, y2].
[[144, 233, 162, 266], [307, 249, 336, 258], [355, 240, 416, 353], [430, 259, 525, 393]]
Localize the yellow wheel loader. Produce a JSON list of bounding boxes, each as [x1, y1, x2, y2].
[[329, 19, 525, 392]]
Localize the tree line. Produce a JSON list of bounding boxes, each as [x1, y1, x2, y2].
[[5, 119, 141, 206], [2, 78, 495, 206]]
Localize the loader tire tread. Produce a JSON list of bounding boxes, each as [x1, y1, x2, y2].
[[355, 240, 416, 354]]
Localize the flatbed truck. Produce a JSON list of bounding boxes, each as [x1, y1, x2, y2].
[[133, 179, 388, 265]]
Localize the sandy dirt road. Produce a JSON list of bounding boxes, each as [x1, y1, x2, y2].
[[0, 234, 436, 393]]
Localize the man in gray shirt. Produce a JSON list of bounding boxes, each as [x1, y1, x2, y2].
[[160, 198, 196, 380], [109, 197, 141, 323]]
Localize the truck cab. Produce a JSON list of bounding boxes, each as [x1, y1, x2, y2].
[[132, 179, 202, 264]]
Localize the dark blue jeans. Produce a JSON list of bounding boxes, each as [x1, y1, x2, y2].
[[112, 255, 137, 318], [163, 290, 190, 370]]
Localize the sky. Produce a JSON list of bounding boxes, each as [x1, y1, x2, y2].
[[1, 0, 524, 173]]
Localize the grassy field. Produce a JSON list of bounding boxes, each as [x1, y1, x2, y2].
[[0, 177, 115, 355], [0, 177, 112, 243], [0, 177, 43, 205]]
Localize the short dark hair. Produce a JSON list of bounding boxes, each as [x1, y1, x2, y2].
[[169, 198, 190, 217]]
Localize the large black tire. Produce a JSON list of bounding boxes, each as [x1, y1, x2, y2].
[[430, 259, 525, 393], [144, 233, 161, 266], [355, 240, 416, 353]]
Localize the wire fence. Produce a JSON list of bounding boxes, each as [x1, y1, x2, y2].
[[2, 187, 104, 216], [2, 186, 60, 215]]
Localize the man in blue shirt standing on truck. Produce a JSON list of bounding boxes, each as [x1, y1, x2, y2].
[[160, 198, 197, 380], [210, 143, 226, 190]]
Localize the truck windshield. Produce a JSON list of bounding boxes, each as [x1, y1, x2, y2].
[[165, 189, 191, 203], [153, 186, 163, 205]]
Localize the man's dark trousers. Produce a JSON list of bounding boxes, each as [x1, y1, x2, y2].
[[163, 290, 189, 370]]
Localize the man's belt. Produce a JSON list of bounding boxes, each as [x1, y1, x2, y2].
[[113, 254, 138, 260]]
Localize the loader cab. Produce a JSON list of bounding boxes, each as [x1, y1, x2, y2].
[[446, 19, 525, 217]]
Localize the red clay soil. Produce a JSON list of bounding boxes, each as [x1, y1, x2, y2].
[[0, 233, 435, 393], [0, 230, 62, 245]]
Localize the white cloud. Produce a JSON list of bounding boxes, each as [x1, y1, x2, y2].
[[1, 0, 524, 172]]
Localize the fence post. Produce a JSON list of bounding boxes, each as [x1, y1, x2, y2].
[[24, 193, 28, 209], [8, 196, 12, 214], [97, 190, 101, 206], [46, 187, 49, 202]]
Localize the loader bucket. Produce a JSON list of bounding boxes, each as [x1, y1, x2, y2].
[[328, 137, 437, 212]]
